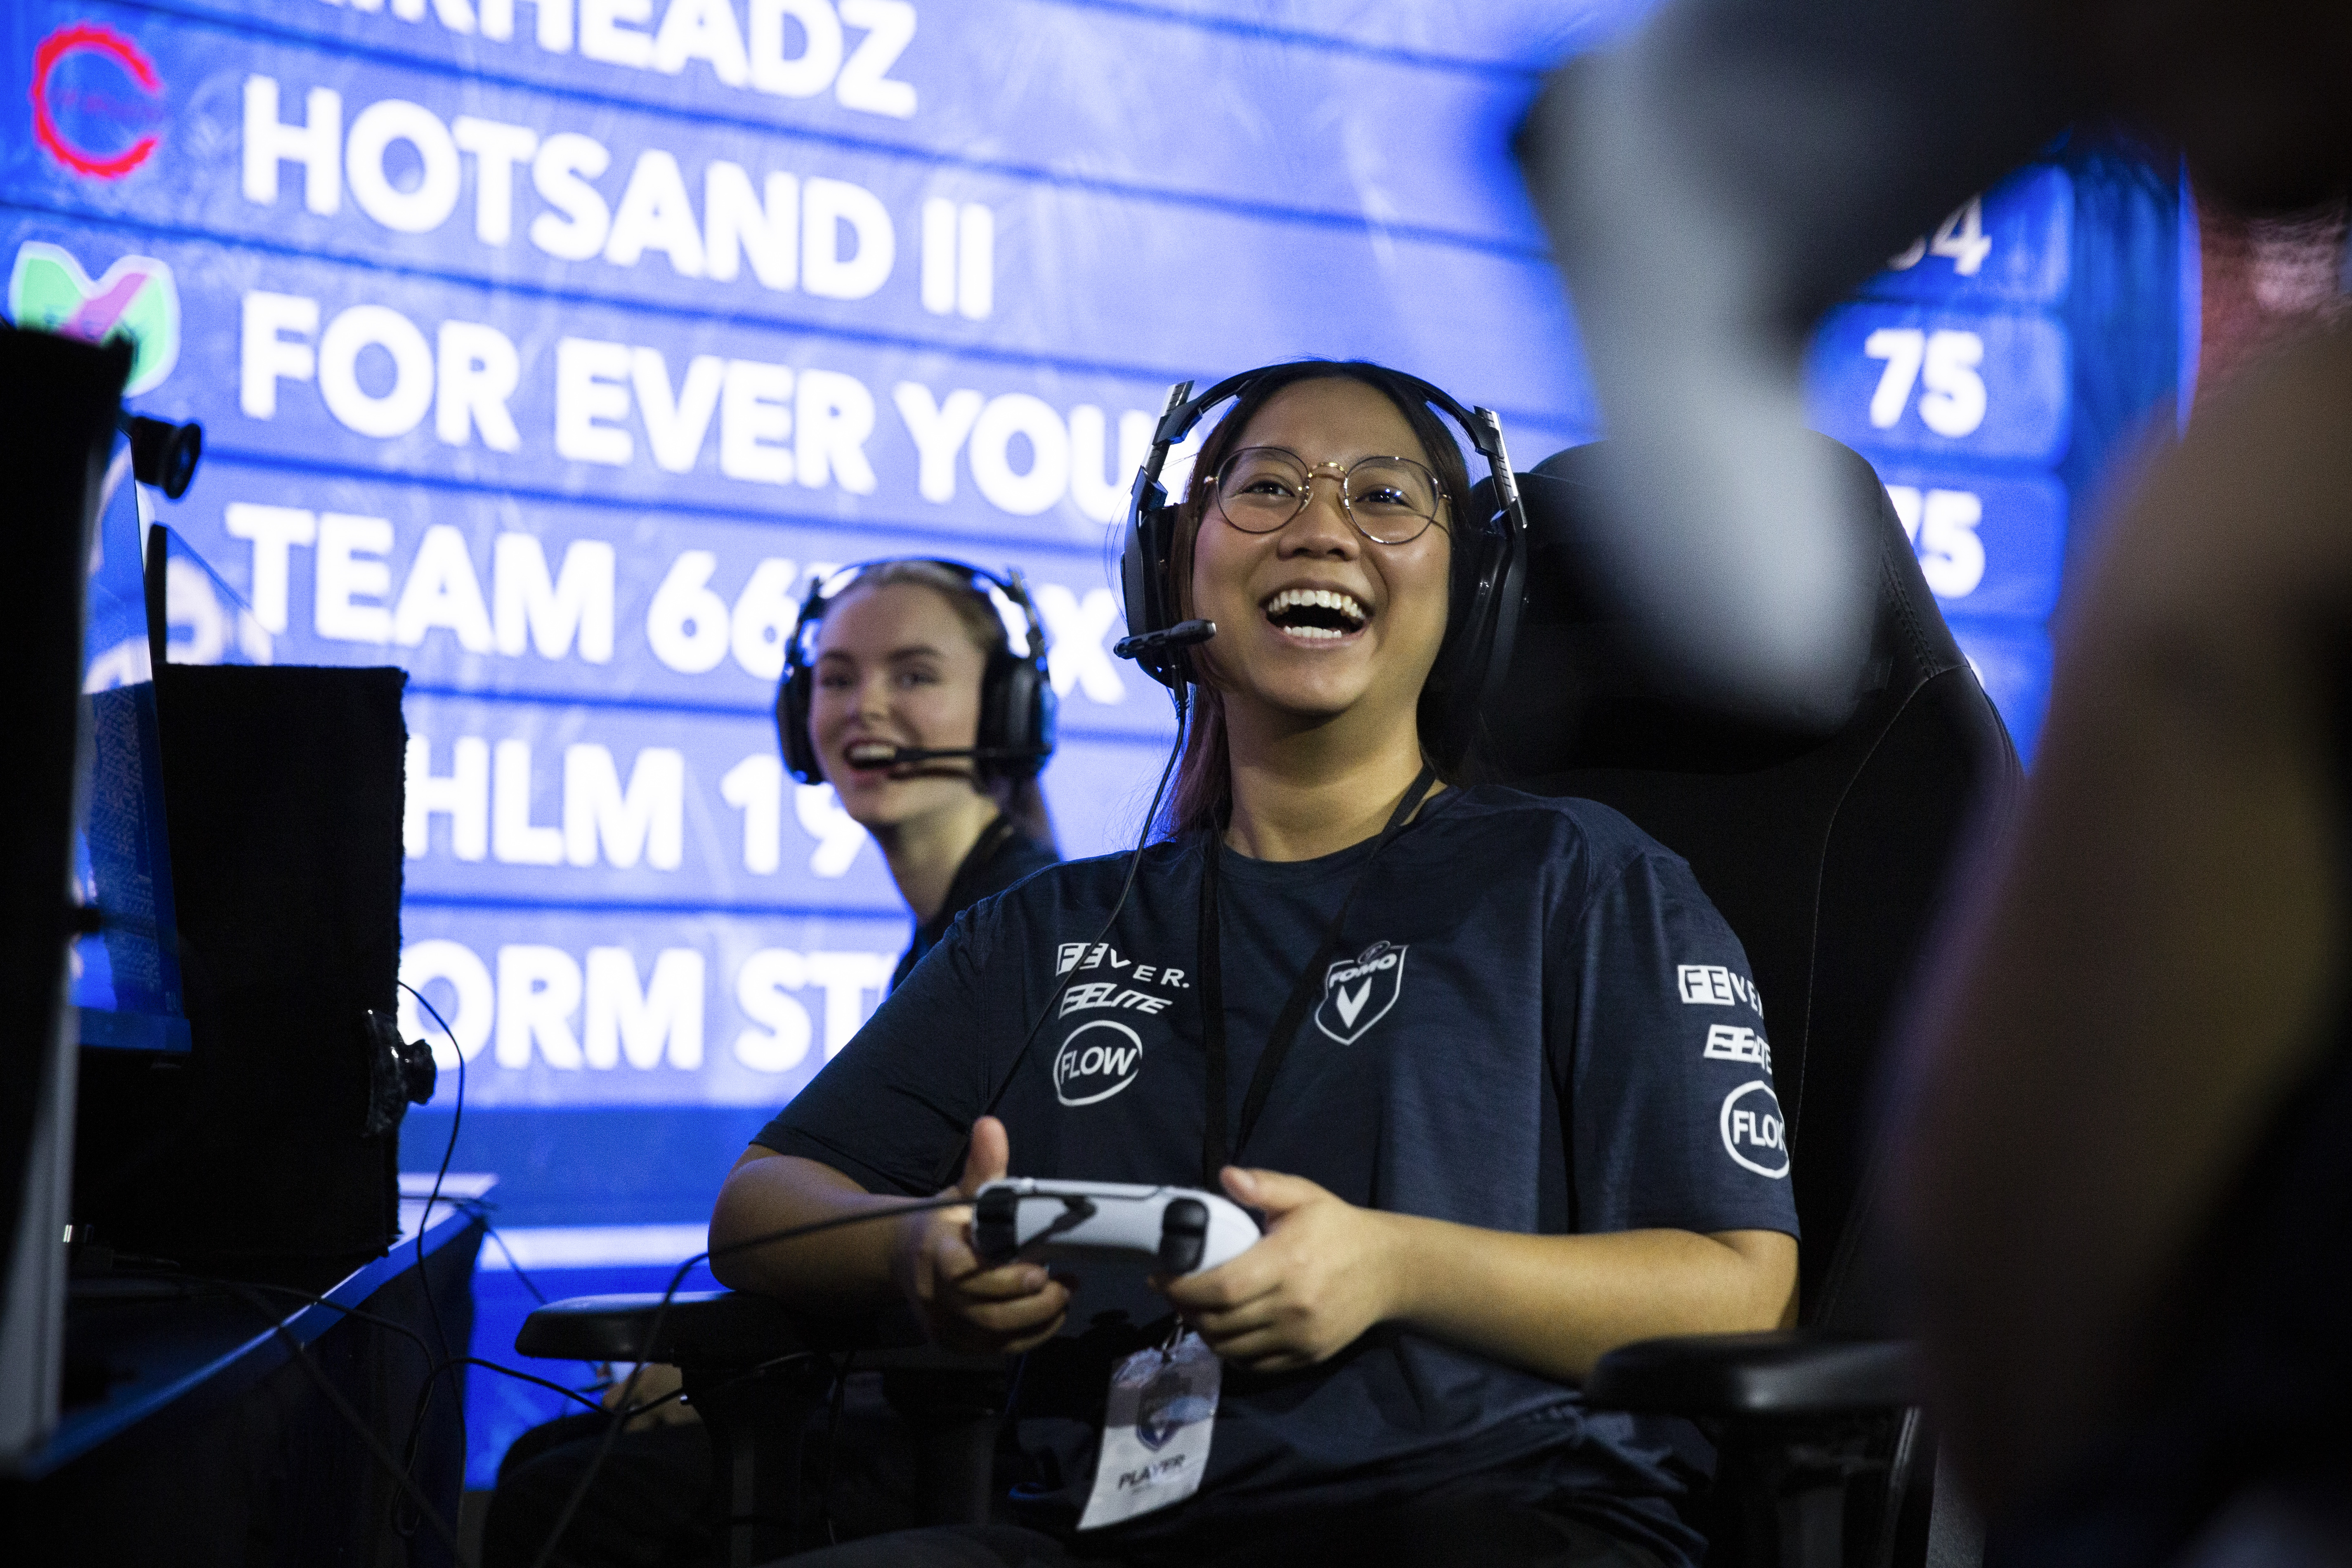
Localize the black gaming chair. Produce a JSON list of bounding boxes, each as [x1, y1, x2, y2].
[[514, 432, 2020, 1568], [1487, 434, 2021, 1568]]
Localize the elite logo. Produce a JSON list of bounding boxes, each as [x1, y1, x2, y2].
[[1703, 1024, 1772, 1070], [1313, 940, 1406, 1046], [9, 243, 180, 394], [1719, 1081, 1791, 1179], [1053, 1018, 1143, 1107]]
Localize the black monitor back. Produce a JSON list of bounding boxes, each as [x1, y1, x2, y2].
[[0, 326, 130, 1461]]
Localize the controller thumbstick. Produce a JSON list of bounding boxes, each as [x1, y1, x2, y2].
[[975, 1186, 1020, 1265], [1158, 1197, 1208, 1275]]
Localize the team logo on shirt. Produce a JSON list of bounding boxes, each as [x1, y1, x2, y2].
[[1313, 940, 1407, 1046], [1054, 1018, 1145, 1106], [1136, 1363, 1211, 1451], [1719, 1081, 1791, 1179]]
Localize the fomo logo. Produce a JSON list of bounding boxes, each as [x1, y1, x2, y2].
[[9, 243, 179, 394], [1313, 940, 1406, 1046], [32, 23, 165, 179], [1053, 1018, 1142, 1107], [1719, 1080, 1791, 1179]]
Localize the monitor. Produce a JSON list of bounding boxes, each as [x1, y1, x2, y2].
[[0, 323, 130, 1467], [70, 434, 189, 1053]]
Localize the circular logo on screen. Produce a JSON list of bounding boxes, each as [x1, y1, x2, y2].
[[33, 24, 166, 180], [1719, 1080, 1791, 1178], [1053, 1019, 1143, 1107]]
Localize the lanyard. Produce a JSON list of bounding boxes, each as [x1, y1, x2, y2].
[[1196, 764, 1438, 1188]]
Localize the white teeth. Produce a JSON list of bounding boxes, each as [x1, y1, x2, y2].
[[1262, 587, 1368, 628]]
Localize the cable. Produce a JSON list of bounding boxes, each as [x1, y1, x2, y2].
[[129, 1269, 439, 1361], [393, 980, 473, 1541], [214, 1278, 475, 1567], [392, 1354, 608, 1478], [527, 1196, 966, 1568], [481, 1221, 552, 1306], [399, 980, 467, 1371], [115, 1260, 614, 1518], [130, 1267, 611, 1425]]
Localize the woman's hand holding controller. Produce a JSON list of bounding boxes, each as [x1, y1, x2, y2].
[[893, 1116, 1070, 1355], [1158, 1167, 1402, 1374]]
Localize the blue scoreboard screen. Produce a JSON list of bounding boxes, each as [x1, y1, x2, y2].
[[5, 0, 2182, 1476]]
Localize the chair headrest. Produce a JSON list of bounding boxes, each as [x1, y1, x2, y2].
[[1474, 432, 1967, 779]]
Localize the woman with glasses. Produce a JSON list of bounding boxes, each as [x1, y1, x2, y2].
[[713, 362, 1799, 1568]]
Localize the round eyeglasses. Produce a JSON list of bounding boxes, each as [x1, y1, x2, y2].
[[1211, 447, 1449, 545]]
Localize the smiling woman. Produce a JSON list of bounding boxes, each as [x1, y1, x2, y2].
[[1162, 365, 1472, 847], [782, 557, 1060, 985], [712, 362, 1802, 1568]]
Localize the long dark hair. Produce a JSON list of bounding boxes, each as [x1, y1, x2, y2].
[[1154, 361, 1475, 840]]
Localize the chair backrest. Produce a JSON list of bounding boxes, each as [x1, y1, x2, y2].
[[1478, 435, 2021, 1324]]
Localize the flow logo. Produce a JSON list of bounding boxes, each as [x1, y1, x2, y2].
[[1719, 1080, 1791, 1179], [9, 243, 180, 394], [1314, 940, 1406, 1046], [31, 23, 165, 179], [1053, 1018, 1143, 1106]]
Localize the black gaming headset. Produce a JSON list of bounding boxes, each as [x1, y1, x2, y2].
[[777, 559, 1057, 785], [1114, 362, 1530, 770]]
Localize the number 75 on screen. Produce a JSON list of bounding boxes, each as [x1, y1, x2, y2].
[[1807, 307, 2070, 463]]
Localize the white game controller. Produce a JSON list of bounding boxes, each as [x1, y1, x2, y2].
[[972, 1178, 1261, 1276]]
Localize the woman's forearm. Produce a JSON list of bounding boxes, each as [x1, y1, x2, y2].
[[707, 1149, 917, 1311], [1379, 1218, 1797, 1383]]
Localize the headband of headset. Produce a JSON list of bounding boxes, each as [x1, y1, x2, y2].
[[777, 558, 1057, 786], [1115, 364, 1529, 766]]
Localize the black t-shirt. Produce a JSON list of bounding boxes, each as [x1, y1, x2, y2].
[[889, 815, 1060, 992], [758, 786, 1797, 1566]]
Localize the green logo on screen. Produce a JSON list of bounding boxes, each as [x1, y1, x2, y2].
[[8, 241, 180, 395]]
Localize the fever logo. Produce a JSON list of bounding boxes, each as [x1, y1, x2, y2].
[[9, 243, 180, 394]]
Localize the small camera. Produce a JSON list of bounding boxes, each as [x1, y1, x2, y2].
[[119, 412, 203, 500], [361, 1008, 438, 1138]]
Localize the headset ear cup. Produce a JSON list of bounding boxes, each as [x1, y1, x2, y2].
[[1121, 498, 1188, 691], [981, 574, 1055, 781], [1459, 497, 1527, 767], [990, 655, 1052, 781], [778, 663, 823, 784], [977, 646, 1017, 775], [1423, 483, 1518, 770]]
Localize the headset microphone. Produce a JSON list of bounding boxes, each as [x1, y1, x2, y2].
[[843, 744, 1054, 767], [1111, 618, 1216, 662]]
